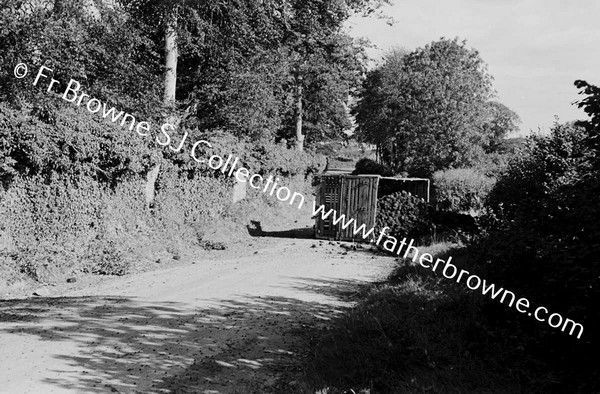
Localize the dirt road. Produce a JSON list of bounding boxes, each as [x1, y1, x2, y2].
[[0, 236, 395, 393]]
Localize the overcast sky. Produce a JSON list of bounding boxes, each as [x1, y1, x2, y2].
[[346, 0, 600, 136]]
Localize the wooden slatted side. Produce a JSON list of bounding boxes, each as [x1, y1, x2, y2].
[[368, 176, 379, 239], [315, 175, 379, 242], [337, 176, 378, 241], [315, 175, 344, 239], [403, 181, 429, 202]]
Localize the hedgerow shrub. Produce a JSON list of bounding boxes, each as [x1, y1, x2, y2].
[[376, 190, 431, 240], [479, 123, 596, 301], [432, 168, 495, 214], [470, 117, 600, 390], [0, 175, 131, 280], [0, 97, 322, 283], [0, 169, 239, 281], [0, 124, 321, 282], [253, 140, 326, 177], [352, 157, 394, 176], [181, 130, 326, 179], [82, 239, 129, 276], [0, 103, 152, 189], [153, 164, 233, 248], [473, 151, 517, 178]]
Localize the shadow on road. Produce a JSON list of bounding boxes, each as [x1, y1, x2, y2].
[[246, 220, 314, 240], [0, 276, 367, 393]]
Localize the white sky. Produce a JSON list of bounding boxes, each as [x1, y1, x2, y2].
[[346, 0, 600, 136]]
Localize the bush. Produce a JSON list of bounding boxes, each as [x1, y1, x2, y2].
[[0, 102, 152, 189], [0, 175, 119, 281], [0, 124, 320, 282], [376, 190, 431, 241], [352, 158, 394, 176], [252, 139, 327, 177], [83, 239, 130, 276], [473, 150, 520, 178], [432, 168, 495, 214], [155, 164, 232, 225], [475, 123, 595, 301], [0, 168, 234, 281], [0, 97, 323, 283], [181, 130, 326, 179], [469, 120, 600, 390]]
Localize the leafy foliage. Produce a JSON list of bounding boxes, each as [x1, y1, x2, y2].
[[173, 130, 326, 179], [0, 174, 122, 280], [432, 168, 495, 214], [0, 103, 152, 189], [0, 0, 163, 116], [575, 80, 600, 167], [376, 190, 431, 240], [471, 99, 600, 388], [84, 240, 130, 276], [486, 123, 590, 218], [353, 39, 519, 176], [480, 101, 521, 153], [120, 0, 373, 144], [0, 0, 367, 286], [352, 157, 393, 176]]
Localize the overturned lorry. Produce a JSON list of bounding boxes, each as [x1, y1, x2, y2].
[[313, 173, 430, 242]]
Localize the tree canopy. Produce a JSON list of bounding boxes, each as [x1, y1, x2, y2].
[[2, 0, 381, 147], [353, 38, 520, 176]]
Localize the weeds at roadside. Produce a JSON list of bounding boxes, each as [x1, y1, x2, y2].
[[199, 240, 227, 250], [302, 243, 531, 394], [82, 239, 130, 276]]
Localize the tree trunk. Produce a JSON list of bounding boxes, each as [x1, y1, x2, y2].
[[147, 12, 178, 211], [145, 164, 161, 210], [295, 79, 304, 152], [163, 14, 178, 103]]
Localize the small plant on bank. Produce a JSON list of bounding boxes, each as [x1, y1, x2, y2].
[[83, 239, 129, 276]]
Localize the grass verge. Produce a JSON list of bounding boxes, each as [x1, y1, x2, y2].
[[302, 243, 558, 394]]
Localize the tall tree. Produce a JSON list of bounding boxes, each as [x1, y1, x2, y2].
[[480, 101, 521, 153], [118, 0, 182, 105], [354, 39, 510, 176], [281, 0, 380, 151], [118, 0, 187, 207], [161, 0, 378, 147]]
